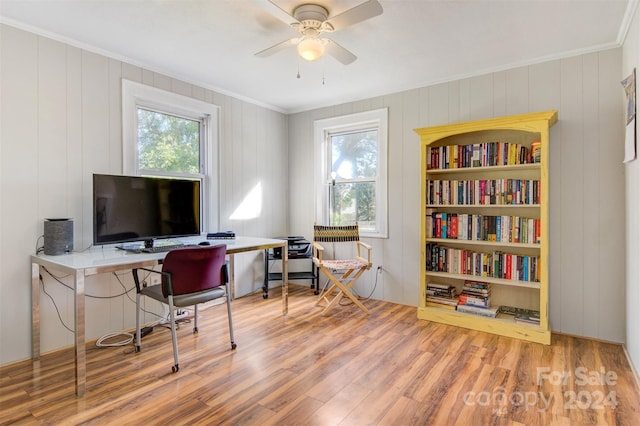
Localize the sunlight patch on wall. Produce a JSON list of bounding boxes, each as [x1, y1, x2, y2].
[[229, 182, 262, 220]]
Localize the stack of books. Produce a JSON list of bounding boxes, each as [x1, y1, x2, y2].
[[531, 141, 541, 163], [456, 281, 498, 318], [499, 306, 541, 326], [426, 283, 458, 310]]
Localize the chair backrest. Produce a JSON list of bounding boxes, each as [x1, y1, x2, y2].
[[313, 224, 360, 243], [161, 244, 227, 297]]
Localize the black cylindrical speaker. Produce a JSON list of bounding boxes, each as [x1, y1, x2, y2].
[[44, 218, 74, 255]]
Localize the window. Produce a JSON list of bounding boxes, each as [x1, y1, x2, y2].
[[314, 108, 388, 238], [136, 108, 201, 175], [122, 80, 220, 232]]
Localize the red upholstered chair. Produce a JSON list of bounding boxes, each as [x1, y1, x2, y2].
[[132, 244, 235, 373]]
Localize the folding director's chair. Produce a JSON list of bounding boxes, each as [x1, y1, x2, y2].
[[312, 223, 372, 315]]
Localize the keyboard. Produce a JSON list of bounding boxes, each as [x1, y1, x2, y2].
[[140, 244, 198, 253]]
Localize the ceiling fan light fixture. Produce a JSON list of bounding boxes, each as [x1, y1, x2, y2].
[[297, 37, 325, 61]]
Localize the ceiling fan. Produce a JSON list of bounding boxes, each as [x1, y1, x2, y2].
[[255, 0, 383, 65]]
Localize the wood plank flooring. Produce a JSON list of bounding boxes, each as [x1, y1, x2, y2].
[[2, 284, 640, 425]]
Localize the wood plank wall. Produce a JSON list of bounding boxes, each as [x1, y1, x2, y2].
[[0, 24, 288, 365], [288, 49, 626, 344]]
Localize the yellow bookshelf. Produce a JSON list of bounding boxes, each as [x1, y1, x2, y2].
[[415, 111, 557, 345]]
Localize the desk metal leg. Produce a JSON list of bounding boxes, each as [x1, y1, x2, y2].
[[282, 245, 288, 314], [262, 249, 269, 299], [31, 263, 40, 360], [33, 264, 87, 396], [74, 270, 86, 397]]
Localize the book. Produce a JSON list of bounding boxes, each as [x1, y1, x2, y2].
[[515, 309, 540, 324], [425, 213, 433, 238], [461, 286, 490, 296], [427, 282, 452, 290], [531, 141, 541, 163], [450, 214, 458, 239], [515, 315, 540, 325], [426, 288, 456, 297], [458, 292, 490, 308], [426, 301, 457, 310], [499, 306, 541, 324], [441, 213, 447, 239], [426, 296, 458, 306], [426, 283, 458, 307], [457, 304, 499, 318]]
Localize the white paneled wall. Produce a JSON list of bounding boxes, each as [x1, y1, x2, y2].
[[289, 49, 625, 343], [0, 21, 631, 367], [0, 24, 288, 365], [623, 4, 640, 376]]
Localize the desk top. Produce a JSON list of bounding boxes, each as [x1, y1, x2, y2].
[[31, 236, 286, 275]]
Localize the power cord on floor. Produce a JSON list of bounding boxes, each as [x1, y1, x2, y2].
[[38, 266, 168, 348], [95, 332, 134, 347], [316, 266, 381, 307], [339, 267, 380, 306]]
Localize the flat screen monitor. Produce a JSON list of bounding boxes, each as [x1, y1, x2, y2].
[[93, 174, 201, 246]]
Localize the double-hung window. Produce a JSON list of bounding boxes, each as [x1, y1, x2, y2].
[[314, 108, 388, 238], [122, 80, 220, 232]]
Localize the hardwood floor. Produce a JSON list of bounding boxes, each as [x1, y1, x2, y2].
[[2, 284, 640, 425]]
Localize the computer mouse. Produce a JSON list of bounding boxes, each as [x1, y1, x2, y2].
[[198, 241, 211, 246]]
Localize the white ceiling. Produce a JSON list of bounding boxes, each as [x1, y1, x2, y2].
[[0, 0, 635, 113]]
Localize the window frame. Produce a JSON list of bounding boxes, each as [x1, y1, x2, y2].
[[314, 108, 388, 238], [122, 79, 220, 233]]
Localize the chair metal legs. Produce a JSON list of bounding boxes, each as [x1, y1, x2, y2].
[[193, 304, 199, 333], [135, 288, 237, 373], [167, 296, 180, 373], [226, 283, 237, 350]]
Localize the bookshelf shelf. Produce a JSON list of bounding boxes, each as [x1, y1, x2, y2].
[[426, 163, 540, 175], [415, 110, 557, 345], [424, 271, 541, 289], [425, 204, 541, 209], [424, 238, 540, 251], [416, 306, 550, 344]]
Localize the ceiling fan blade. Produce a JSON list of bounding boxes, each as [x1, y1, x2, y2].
[[325, 39, 357, 65], [255, 38, 299, 58], [263, 0, 300, 26], [326, 0, 383, 31]]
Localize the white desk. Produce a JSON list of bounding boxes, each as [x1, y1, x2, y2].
[[30, 236, 287, 397]]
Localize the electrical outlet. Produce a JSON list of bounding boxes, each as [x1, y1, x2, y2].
[[377, 265, 383, 273]]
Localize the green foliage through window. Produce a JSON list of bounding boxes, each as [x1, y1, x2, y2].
[[137, 108, 201, 174], [329, 130, 378, 230]]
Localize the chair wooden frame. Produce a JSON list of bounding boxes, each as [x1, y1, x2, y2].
[[312, 224, 372, 315]]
